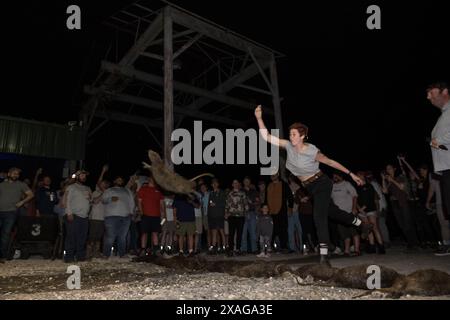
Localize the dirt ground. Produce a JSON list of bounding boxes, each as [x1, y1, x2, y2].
[[1, 246, 449, 300]]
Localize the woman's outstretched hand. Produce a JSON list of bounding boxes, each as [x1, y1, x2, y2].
[[255, 105, 263, 120], [350, 173, 363, 186]]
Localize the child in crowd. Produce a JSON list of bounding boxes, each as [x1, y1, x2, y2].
[[257, 204, 273, 258]]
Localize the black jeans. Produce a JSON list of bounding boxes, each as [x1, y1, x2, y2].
[[409, 200, 435, 243], [64, 215, 89, 261], [227, 216, 245, 251], [305, 175, 357, 246], [390, 200, 419, 247], [271, 212, 288, 249]]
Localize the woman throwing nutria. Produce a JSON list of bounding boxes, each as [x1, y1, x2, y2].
[[255, 105, 372, 265]]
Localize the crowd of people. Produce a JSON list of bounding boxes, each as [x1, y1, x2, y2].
[[0, 158, 448, 264], [0, 82, 448, 264]]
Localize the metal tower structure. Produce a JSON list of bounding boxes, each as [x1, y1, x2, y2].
[[81, 0, 285, 168]]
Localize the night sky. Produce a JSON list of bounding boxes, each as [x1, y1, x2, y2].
[[2, 0, 450, 185]]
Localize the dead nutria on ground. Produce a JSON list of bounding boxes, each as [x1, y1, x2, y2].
[[293, 263, 450, 298], [142, 150, 213, 196], [135, 255, 450, 298]]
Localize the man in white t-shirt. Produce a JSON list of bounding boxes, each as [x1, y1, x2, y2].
[[331, 172, 360, 256]]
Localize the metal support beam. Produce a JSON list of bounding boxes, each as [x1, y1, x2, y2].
[[183, 60, 272, 112], [247, 48, 275, 96], [237, 84, 272, 96], [173, 33, 202, 59], [120, 12, 163, 66], [140, 52, 164, 61], [170, 7, 273, 60], [82, 12, 164, 129], [88, 118, 109, 138], [164, 6, 174, 169], [101, 61, 260, 112], [270, 55, 283, 137], [148, 29, 196, 46], [173, 60, 273, 126], [95, 110, 163, 128], [84, 87, 245, 127]]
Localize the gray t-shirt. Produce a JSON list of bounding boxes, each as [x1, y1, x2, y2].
[[285, 142, 320, 177], [331, 181, 357, 213], [65, 183, 92, 218], [0, 180, 30, 212], [90, 188, 105, 221], [102, 187, 135, 218], [431, 101, 450, 172]]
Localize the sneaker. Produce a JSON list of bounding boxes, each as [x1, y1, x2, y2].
[[435, 246, 450, 256], [256, 252, 266, 258], [332, 247, 343, 255], [264, 253, 271, 258]]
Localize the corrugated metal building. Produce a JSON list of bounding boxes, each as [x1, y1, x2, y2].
[[0, 116, 85, 160]]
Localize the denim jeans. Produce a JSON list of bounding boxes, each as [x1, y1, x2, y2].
[[103, 216, 131, 257], [288, 211, 303, 251], [240, 211, 257, 252], [0, 211, 17, 259], [64, 214, 89, 261], [127, 219, 139, 252]]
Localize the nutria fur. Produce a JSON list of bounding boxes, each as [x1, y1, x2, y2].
[[330, 264, 399, 289], [142, 150, 213, 196], [134, 255, 450, 298], [384, 269, 450, 298]]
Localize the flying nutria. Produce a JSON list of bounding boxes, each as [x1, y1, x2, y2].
[[142, 150, 213, 196]]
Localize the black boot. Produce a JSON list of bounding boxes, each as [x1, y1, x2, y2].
[[366, 244, 376, 254]]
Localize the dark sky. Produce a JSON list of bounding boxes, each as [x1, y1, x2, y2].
[[3, 0, 450, 184]]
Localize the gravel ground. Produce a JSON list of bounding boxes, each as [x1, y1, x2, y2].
[[1, 254, 449, 300]]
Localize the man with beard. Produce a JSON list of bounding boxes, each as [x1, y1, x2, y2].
[[36, 175, 58, 217], [0, 167, 34, 262], [64, 170, 92, 262], [102, 176, 135, 259]]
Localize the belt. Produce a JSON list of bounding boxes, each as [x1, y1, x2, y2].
[[301, 171, 324, 186]]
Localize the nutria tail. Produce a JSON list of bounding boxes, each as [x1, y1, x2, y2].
[[189, 173, 215, 182]]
